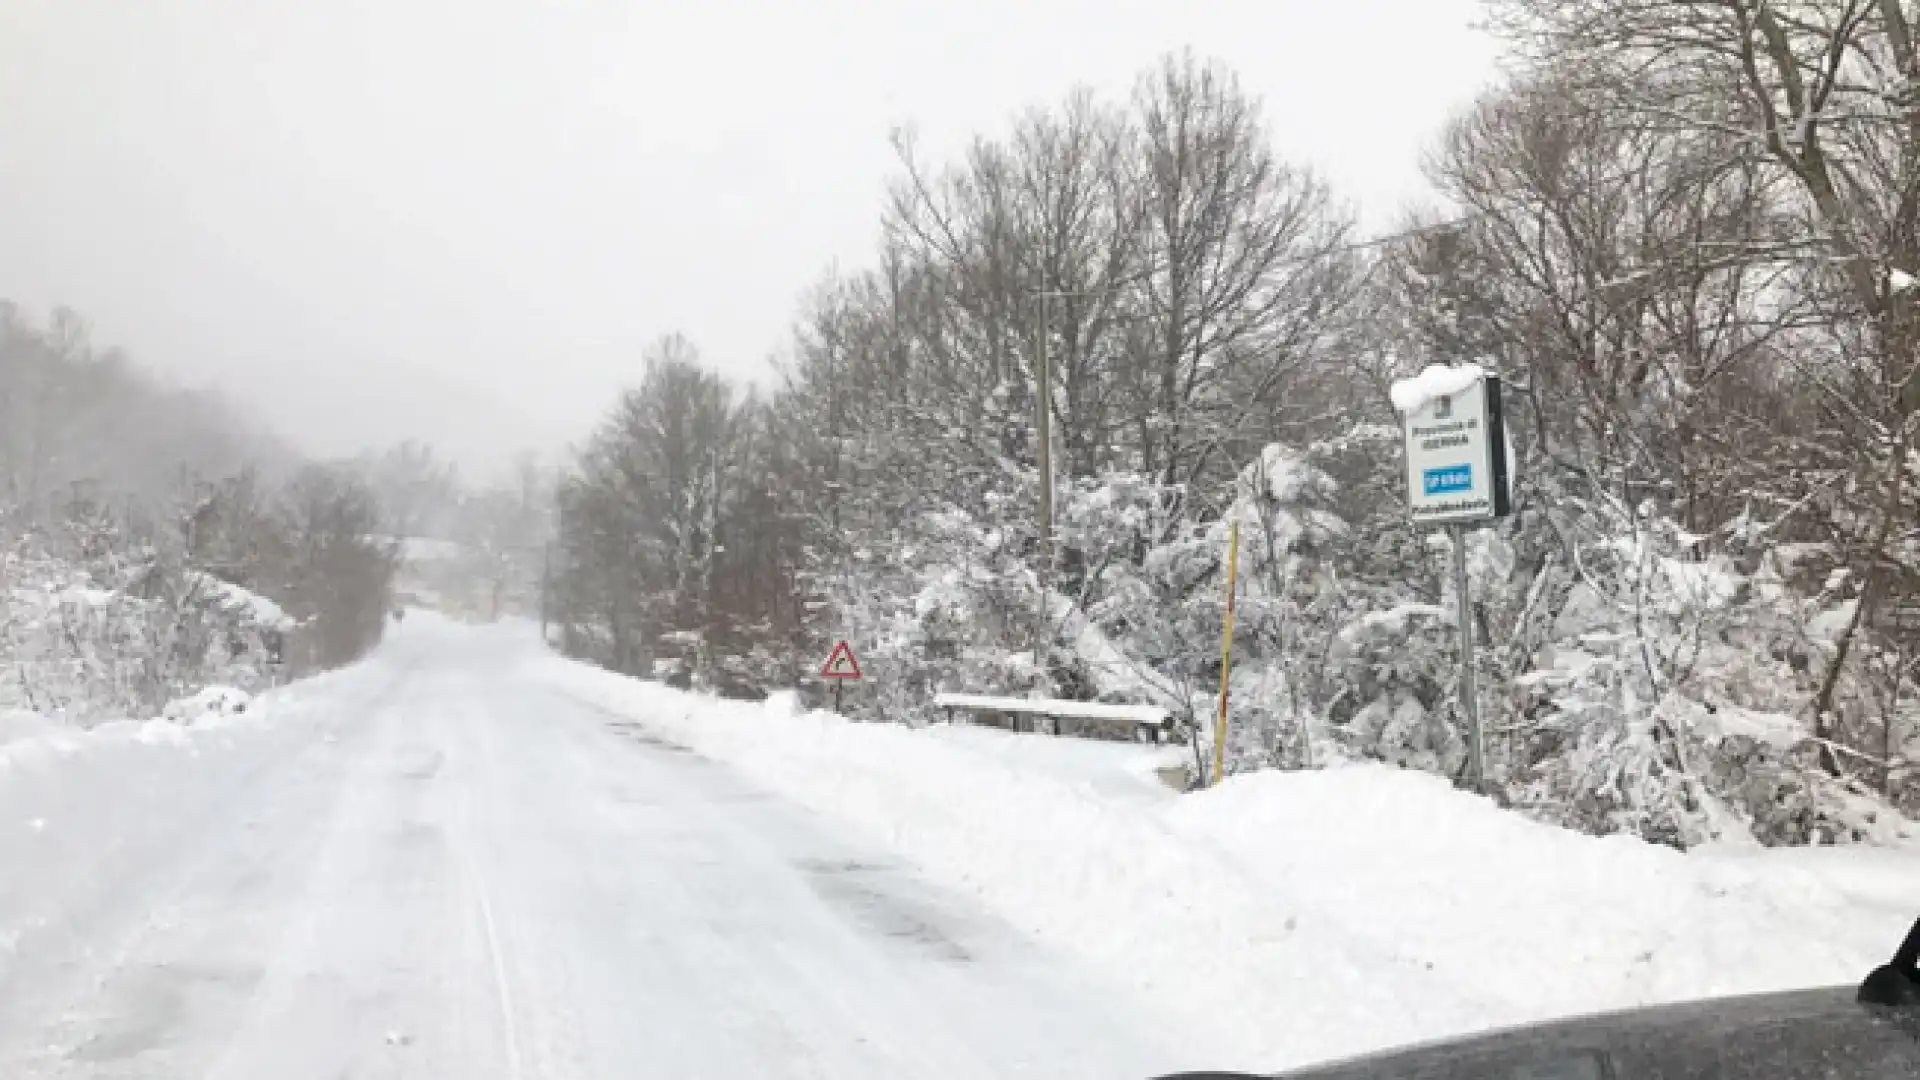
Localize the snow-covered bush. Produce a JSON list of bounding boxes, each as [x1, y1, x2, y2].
[[1489, 492, 1896, 847], [1, 536, 291, 727]]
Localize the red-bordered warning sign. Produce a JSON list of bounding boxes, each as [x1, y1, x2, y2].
[[820, 640, 863, 679]]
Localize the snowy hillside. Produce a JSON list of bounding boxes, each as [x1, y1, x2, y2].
[[534, 644, 1920, 1073]]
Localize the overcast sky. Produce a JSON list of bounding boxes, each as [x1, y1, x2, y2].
[[0, 0, 1500, 480]]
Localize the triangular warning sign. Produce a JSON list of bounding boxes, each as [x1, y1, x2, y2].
[[820, 640, 862, 679]]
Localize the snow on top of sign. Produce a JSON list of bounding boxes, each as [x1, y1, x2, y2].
[[1389, 363, 1486, 415]]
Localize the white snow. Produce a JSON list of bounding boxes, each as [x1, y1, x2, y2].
[[187, 572, 295, 630], [921, 723, 1187, 802], [0, 614, 1183, 1079], [1892, 268, 1918, 294], [0, 710, 61, 747], [538, 648, 1920, 1074], [1052, 591, 1179, 708], [1389, 362, 1487, 415], [53, 585, 117, 609], [4, 613, 1915, 1077], [159, 685, 253, 724], [932, 692, 1169, 726], [1245, 442, 1317, 501], [1807, 598, 1859, 644], [1338, 602, 1449, 641]]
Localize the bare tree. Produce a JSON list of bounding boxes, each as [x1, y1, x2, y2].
[[1489, 0, 1920, 774], [1128, 52, 1356, 497]]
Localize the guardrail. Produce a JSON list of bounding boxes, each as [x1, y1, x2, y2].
[[932, 692, 1172, 743]]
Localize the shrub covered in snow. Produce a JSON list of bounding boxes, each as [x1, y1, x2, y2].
[[1, 535, 289, 727]]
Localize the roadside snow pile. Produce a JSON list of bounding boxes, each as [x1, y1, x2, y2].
[[1176, 767, 1911, 1020], [919, 721, 1186, 803], [537, 654, 1920, 1073], [1, 688, 272, 770], [0, 710, 61, 747], [160, 685, 253, 724], [0, 661, 362, 984], [536, 660, 1483, 1069]]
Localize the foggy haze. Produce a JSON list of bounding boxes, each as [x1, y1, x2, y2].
[[0, 0, 1495, 476], [3, 3, 1919, 1074]]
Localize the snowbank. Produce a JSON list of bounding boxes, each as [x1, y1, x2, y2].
[[534, 654, 1920, 1073], [1175, 767, 1909, 1018], [0, 674, 343, 981], [919, 722, 1187, 803], [160, 685, 254, 724]]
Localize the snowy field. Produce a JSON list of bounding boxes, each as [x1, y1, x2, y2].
[[533, 633, 1920, 1074]]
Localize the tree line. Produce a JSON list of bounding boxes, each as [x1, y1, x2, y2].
[[0, 304, 399, 719], [552, 11, 1920, 849]]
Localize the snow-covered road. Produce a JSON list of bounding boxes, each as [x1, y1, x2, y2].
[[0, 621, 1178, 1079]]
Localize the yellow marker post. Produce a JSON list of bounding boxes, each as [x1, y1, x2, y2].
[[1212, 521, 1240, 787]]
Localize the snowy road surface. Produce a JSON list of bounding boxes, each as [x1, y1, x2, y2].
[[0, 622, 1178, 1079]]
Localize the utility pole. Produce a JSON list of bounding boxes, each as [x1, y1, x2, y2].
[[1027, 286, 1102, 673], [1035, 289, 1055, 600], [1029, 288, 1075, 672], [540, 540, 552, 645]]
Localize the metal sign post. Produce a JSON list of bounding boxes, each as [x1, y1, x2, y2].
[[1450, 522, 1486, 789], [1391, 365, 1511, 792]]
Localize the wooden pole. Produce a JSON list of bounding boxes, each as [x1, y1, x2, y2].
[[1211, 521, 1241, 787]]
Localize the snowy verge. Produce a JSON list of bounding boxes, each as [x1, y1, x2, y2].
[[535, 659, 1489, 1070], [0, 670, 356, 973], [535, 652, 1920, 1073]]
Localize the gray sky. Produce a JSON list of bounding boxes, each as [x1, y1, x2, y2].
[[0, 0, 1499, 480]]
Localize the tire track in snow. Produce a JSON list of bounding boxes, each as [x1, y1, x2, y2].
[[450, 759, 526, 1080]]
